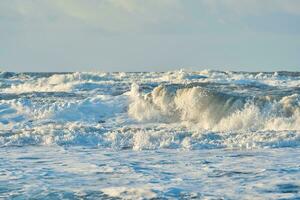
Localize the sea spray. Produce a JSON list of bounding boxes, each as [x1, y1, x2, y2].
[[1, 70, 300, 149]]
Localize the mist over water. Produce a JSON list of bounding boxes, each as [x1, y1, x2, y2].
[[1, 70, 300, 199]]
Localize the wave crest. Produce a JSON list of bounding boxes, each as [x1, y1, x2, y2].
[[128, 84, 300, 131]]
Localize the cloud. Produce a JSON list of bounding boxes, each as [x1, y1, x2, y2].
[[0, 0, 299, 34], [54, 0, 184, 31], [202, 0, 300, 16], [0, 0, 184, 33], [198, 0, 300, 35]]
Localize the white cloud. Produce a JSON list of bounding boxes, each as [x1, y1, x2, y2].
[[0, 0, 184, 32], [202, 0, 300, 16], [0, 0, 299, 34], [53, 0, 183, 31]]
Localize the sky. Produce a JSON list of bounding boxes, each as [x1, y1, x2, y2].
[[1, 0, 300, 72]]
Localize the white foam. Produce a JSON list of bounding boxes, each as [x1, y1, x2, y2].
[[128, 84, 300, 132], [101, 186, 158, 200], [1, 72, 114, 93], [1, 71, 300, 149]]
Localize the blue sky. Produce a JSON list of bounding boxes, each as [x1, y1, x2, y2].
[[1, 0, 300, 72]]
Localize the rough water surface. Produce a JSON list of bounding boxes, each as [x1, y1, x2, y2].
[[1, 70, 300, 199]]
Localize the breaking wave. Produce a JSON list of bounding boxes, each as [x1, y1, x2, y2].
[[129, 83, 300, 132], [1, 70, 300, 149]]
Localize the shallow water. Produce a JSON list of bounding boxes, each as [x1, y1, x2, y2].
[[1, 146, 300, 199], [1, 70, 300, 199]]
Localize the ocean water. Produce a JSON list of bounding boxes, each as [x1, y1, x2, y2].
[[1, 70, 300, 199]]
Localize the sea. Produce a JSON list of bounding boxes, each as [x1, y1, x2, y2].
[[1, 70, 300, 199]]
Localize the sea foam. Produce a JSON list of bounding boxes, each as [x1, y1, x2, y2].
[[1, 70, 300, 149]]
